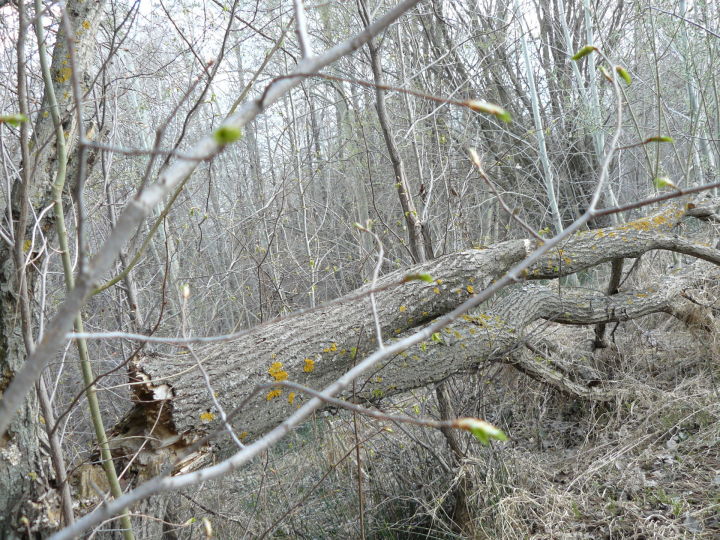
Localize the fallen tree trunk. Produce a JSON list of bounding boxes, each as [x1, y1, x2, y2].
[[108, 201, 719, 470]]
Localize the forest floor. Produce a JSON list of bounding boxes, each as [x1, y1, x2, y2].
[[185, 307, 720, 539]]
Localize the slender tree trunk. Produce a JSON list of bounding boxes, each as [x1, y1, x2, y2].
[[0, 1, 105, 534]]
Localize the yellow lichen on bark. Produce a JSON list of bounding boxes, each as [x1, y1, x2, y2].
[[268, 362, 288, 381], [199, 411, 216, 422], [55, 67, 72, 83]]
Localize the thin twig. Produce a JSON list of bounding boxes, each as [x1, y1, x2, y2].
[[650, 6, 720, 39], [69, 274, 413, 345], [355, 221, 385, 349], [467, 148, 543, 241]]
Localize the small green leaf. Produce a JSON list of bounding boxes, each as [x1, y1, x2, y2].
[[464, 99, 511, 123], [454, 417, 508, 445], [572, 45, 597, 61], [0, 114, 29, 126], [213, 125, 242, 144], [653, 176, 677, 190], [615, 66, 632, 85], [403, 273, 433, 283], [598, 65, 613, 82], [644, 136, 674, 144], [431, 332, 442, 343], [354, 221, 373, 231]]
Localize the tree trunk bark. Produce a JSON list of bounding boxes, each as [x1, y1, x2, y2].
[[0, 1, 105, 535], [0, 259, 49, 538]]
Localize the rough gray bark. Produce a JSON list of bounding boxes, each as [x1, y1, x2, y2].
[[0, 256, 49, 536], [114, 239, 532, 452], [106, 201, 720, 470]]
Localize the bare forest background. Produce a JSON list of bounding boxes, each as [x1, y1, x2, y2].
[[1, 0, 720, 538]]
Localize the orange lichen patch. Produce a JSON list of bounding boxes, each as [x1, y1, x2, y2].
[[199, 411, 216, 422], [303, 358, 315, 373], [266, 389, 282, 401], [620, 207, 684, 233], [322, 342, 338, 353], [433, 287, 441, 294], [399, 305, 407, 312], [633, 219, 653, 231], [653, 213, 673, 226], [268, 362, 288, 381], [239, 431, 249, 439], [467, 285, 475, 294], [82, 20, 91, 30], [288, 392, 296, 405]]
